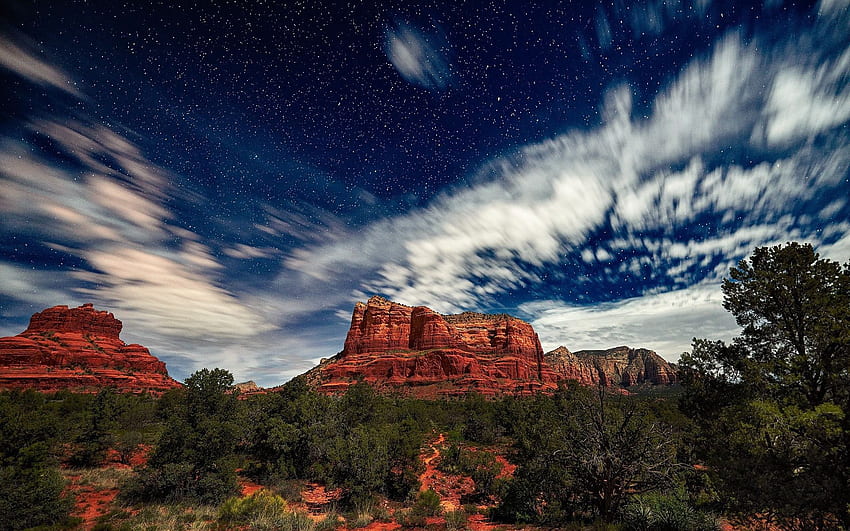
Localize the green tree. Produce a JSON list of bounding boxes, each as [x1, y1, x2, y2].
[[498, 385, 677, 524], [681, 242, 850, 529], [722, 242, 850, 407], [0, 391, 72, 530], [126, 368, 240, 504], [68, 387, 117, 467]]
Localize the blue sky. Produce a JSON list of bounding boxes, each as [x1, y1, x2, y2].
[[1, 0, 849, 386]]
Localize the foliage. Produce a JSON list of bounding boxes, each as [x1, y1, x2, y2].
[[115, 430, 144, 465], [497, 385, 679, 525], [91, 503, 218, 531], [218, 489, 289, 525], [444, 508, 468, 530], [242, 380, 425, 508], [412, 488, 442, 517], [0, 391, 73, 531], [125, 368, 240, 504], [68, 388, 117, 467], [680, 242, 850, 529], [620, 491, 720, 531], [437, 444, 505, 500]]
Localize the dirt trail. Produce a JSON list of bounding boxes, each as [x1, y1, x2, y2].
[[422, 432, 446, 469], [419, 432, 467, 513], [238, 476, 264, 497]]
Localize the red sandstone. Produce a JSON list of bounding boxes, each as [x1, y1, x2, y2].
[[306, 296, 678, 397], [0, 304, 181, 393], [307, 296, 558, 397], [545, 345, 678, 387]]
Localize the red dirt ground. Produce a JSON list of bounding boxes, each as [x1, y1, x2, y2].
[[65, 473, 120, 530], [63, 444, 153, 530]]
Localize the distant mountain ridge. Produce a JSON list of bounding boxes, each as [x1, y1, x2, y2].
[[545, 345, 678, 388], [0, 304, 181, 394], [304, 296, 678, 397]]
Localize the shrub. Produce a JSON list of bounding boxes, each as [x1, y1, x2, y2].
[[315, 511, 343, 531], [218, 489, 290, 524], [445, 508, 467, 530], [274, 479, 305, 502], [0, 464, 72, 531], [620, 493, 719, 531], [218, 490, 317, 530], [396, 508, 427, 528], [411, 488, 442, 517]]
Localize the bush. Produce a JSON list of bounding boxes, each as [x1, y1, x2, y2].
[[396, 509, 427, 528], [620, 493, 719, 531], [218, 490, 318, 530], [445, 509, 467, 530], [218, 489, 289, 524], [315, 511, 343, 531], [437, 445, 504, 499], [0, 464, 72, 531], [412, 488, 442, 517]]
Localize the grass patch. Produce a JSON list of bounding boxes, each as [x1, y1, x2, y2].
[[67, 467, 135, 489], [92, 502, 217, 530]]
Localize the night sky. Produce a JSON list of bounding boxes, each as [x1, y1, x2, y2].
[[1, 0, 848, 386]]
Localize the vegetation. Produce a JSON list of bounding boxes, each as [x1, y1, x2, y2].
[[680, 242, 850, 530], [1, 241, 848, 529], [437, 443, 506, 500], [0, 391, 73, 530], [496, 383, 686, 525], [125, 368, 241, 504]]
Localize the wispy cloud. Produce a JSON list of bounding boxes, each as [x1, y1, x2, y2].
[[384, 23, 452, 91], [0, 122, 278, 336], [0, 32, 82, 97], [279, 13, 850, 351], [0, 25, 291, 380], [520, 283, 739, 360]]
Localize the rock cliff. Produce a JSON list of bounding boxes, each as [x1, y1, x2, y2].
[[306, 296, 558, 397], [0, 304, 181, 393], [545, 345, 678, 387]]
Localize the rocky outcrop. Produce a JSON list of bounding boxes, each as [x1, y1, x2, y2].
[[304, 297, 678, 397], [545, 345, 678, 387], [306, 296, 557, 397], [0, 304, 181, 393], [232, 380, 262, 393]]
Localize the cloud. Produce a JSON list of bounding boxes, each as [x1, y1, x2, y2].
[[0, 32, 82, 97], [384, 23, 452, 90], [280, 20, 850, 320], [595, 9, 613, 50], [0, 111, 280, 378], [520, 283, 740, 361], [762, 48, 850, 146], [75, 246, 274, 340]]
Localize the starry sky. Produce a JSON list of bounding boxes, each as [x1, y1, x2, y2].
[[1, 0, 849, 386]]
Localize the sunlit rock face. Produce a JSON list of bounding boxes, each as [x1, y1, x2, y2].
[[545, 345, 678, 387], [0, 304, 181, 394], [307, 296, 558, 398]]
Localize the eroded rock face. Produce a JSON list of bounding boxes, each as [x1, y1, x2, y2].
[[307, 296, 557, 397], [0, 304, 181, 394], [545, 345, 678, 387]]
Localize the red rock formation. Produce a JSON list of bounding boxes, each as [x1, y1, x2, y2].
[[0, 304, 181, 394], [307, 296, 558, 397], [545, 345, 678, 388]]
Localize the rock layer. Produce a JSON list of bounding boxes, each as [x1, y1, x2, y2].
[[307, 296, 557, 397], [545, 345, 678, 387], [0, 304, 181, 393]]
